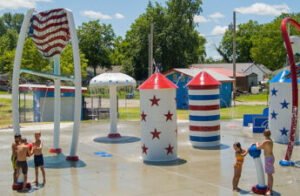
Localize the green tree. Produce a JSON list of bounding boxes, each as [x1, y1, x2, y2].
[[218, 20, 261, 63], [251, 13, 300, 70], [77, 20, 115, 76], [1, 38, 88, 82], [117, 0, 205, 80]]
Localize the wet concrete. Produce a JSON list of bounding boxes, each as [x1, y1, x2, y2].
[[0, 119, 299, 195]]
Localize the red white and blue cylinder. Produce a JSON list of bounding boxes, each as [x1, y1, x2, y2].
[[138, 73, 178, 162], [187, 72, 221, 147]]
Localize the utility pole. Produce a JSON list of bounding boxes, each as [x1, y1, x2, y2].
[[148, 23, 154, 77], [233, 11, 236, 107]]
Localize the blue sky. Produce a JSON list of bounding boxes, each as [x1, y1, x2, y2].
[[0, 0, 300, 59]]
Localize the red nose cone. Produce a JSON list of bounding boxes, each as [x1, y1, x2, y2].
[[187, 71, 220, 87], [138, 73, 178, 90]]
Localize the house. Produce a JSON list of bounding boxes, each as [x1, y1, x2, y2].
[[191, 63, 272, 90], [190, 67, 247, 92], [164, 68, 234, 109]]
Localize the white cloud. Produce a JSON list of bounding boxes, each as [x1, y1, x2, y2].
[[235, 3, 290, 16], [82, 10, 112, 20], [193, 15, 210, 23], [0, 0, 51, 10], [211, 25, 228, 35], [115, 13, 124, 19], [209, 12, 224, 19]]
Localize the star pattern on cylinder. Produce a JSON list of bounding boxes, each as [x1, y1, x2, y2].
[[150, 128, 161, 140], [165, 144, 174, 155], [271, 88, 278, 96], [141, 111, 147, 122], [149, 95, 160, 106], [164, 110, 173, 122], [280, 127, 288, 136], [142, 144, 148, 154], [271, 110, 278, 119], [280, 99, 289, 109]]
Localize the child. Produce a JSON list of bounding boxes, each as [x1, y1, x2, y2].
[[32, 131, 46, 185], [11, 134, 21, 186], [232, 142, 248, 192], [256, 129, 274, 196], [16, 137, 32, 191]]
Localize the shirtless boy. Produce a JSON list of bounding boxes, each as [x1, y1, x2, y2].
[[32, 131, 45, 185], [256, 129, 274, 196], [11, 134, 21, 186], [16, 137, 32, 190]]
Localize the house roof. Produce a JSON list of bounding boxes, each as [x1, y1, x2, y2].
[[191, 63, 252, 74], [164, 68, 234, 83], [193, 67, 245, 77], [191, 63, 271, 75]]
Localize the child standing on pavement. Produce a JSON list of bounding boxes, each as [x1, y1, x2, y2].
[[32, 131, 46, 185]]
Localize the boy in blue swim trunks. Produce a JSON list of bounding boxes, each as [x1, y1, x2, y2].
[[32, 131, 46, 185], [256, 129, 274, 196]]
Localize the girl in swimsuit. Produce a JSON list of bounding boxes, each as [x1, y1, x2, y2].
[[232, 142, 249, 192]]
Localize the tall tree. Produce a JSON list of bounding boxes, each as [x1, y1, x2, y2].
[[217, 20, 261, 63], [117, 0, 206, 80], [251, 13, 300, 70], [77, 20, 115, 76]]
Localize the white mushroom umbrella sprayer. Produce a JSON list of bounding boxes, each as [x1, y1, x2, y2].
[[89, 73, 136, 138]]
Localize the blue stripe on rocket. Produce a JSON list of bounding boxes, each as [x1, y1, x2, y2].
[[190, 135, 220, 142], [189, 115, 220, 121], [188, 94, 219, 100]]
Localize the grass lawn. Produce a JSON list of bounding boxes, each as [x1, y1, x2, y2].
[[118, 105, 268, 121], [236, 92, 268, 102], [0, 96, 268, 128]]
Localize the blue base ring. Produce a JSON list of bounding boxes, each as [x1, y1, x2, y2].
[[279, 159, 295, 166], [256, 184, 268, 190]]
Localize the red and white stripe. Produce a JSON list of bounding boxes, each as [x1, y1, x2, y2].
[[31, 8, 70, 58]]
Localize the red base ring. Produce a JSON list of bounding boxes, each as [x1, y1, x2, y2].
[[49, 148, 62, 154], [252, 186, 268, 195], [12, 182, 31, 190], [66, 156, 79, 162], [108, 133, 121, 138]]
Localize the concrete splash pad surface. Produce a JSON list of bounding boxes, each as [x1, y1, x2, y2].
[[0, 120, 299, 195]]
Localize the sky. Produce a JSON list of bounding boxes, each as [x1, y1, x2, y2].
[[0, 0, 300, 59]]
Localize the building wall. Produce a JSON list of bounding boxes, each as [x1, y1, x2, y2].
[[236, 77, 247, 92], [166, 72, 232, 109], [33, 91, 83, 122], [243, 65, 265, 82], [166, 72, 190, 109], [247, 73, 258, 91]]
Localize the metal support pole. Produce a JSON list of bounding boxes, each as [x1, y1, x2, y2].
[[233, 11, 237, 107], [148, 23, 154, 77], [51, 55, 61, 153], [24, 91, 26, 122]]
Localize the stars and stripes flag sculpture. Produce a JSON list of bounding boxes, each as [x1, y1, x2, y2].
[[280, 18, 300, 164], [29, 8, 70, 58], [138, 73, 178, 162], [269, 71, 299, 145], [187, 71, 221, 147]]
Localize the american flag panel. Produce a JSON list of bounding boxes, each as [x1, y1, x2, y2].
[[29, 8, 70, 58]]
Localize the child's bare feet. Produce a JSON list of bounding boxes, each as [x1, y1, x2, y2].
[[266, 190, 272, 195], [42, 180, 46, 185], [33, 180, 38, 185], [233, 188, 239, 192]]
